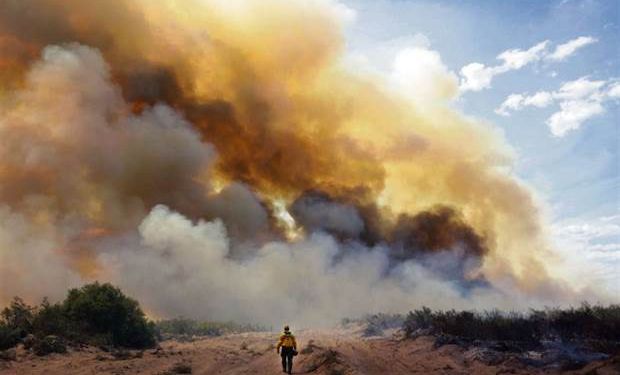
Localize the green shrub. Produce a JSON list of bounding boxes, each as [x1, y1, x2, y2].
[[32, 335, 67, 356], [62, 282, 156, 348], [31, 298, 69, 337], [1, 297, 34, 337], [156, 318, 266, 338], [157, 318, 201, 336], [0, 283, 157, 350], [0, 323, 21, 351]]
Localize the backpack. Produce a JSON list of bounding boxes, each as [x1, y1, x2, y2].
[[281, 334, 295, 347]]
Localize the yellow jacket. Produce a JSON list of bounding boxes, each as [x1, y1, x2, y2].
[[276, 332, 297, 350]]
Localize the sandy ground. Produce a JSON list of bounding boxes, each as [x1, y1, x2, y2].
[[0, 329, 618, 374]]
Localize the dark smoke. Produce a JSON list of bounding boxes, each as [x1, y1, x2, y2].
[[289, 191, 488, 283], [390, 206, 488, 258], [290, 190, 365, 239], [389, 206, 488, 283]]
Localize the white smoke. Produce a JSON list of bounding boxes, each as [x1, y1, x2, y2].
[[0, 43, 267, 305], [0, 206, 82, 303], [99, 205, 575, 327]]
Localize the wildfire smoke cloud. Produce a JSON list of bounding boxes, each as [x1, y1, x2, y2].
[[0, 0, 600, 325]]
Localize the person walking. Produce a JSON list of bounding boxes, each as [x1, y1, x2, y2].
[[276, 325, 297, 374]]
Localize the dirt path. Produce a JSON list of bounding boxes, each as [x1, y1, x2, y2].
[[1, 329, 618, 374]]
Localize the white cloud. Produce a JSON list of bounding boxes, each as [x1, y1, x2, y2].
[[545, 36, 598, 62], [547, 99, 604, 136], [525, 91, 555, 107], [391, 46, 459, 104], [555, 216, 620, 240], [551, 215, 620, 294], [555, 76, 606, 100], [460, 41, 549, 92], [496, 77, 619, 136], [459, 62, 499, 92], [460, 36, 597, 92], [344, 33, 459, 107], [497, 40, 549, 69], [495, 94, 526, 116], [344, 32, 432, 75], [495, 91, 554, 116], [606, 82, 620, 99], [345, 37, 459, 107]]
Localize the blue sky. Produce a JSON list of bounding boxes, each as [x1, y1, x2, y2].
[[341, 0, 619, 292]]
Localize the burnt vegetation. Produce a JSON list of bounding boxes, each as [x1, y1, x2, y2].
[[403, 304, 620, 353]]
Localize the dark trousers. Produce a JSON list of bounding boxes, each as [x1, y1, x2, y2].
[[280, 346, 294, 373]]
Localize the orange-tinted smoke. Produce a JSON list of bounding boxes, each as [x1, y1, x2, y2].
[[0, 0, 574, 296]]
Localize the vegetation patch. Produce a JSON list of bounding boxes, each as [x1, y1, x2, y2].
[[403, 304, 620, 354], [156, 317, 266, 339], [342, 313, 405, 337], [0, 282, 156, 352]]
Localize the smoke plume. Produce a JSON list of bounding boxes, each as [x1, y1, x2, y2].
[[0, 0, 606, 325]]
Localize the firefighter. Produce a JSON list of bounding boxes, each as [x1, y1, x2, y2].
[[276, 325, 297, 374]]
